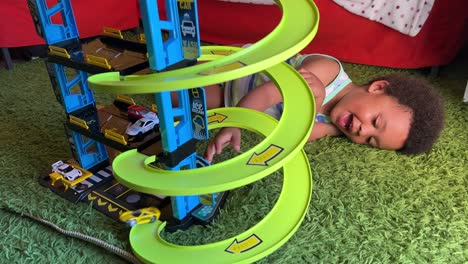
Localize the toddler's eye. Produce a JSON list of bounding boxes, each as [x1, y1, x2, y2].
[[372, 115, 381, 128]]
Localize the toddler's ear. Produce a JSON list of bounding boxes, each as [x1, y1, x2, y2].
[[368, 80, 390, 94]]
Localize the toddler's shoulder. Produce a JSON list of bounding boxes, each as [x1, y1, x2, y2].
[[299, 54, 341, 86], [300, 54, 340, 69]]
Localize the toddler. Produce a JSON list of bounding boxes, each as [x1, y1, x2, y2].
[[201, 53, 444, 162]]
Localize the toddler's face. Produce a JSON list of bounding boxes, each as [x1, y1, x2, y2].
[[329, 90, 412, 150]]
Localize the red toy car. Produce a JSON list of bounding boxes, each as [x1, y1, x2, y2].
[[127, 105, 157, 123]]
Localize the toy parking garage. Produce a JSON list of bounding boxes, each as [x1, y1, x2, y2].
[[32, 0, 226, 231], [28, 0, 317, 262]]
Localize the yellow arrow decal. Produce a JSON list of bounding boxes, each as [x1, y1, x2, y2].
[[199, 61, 245, 75], [87, 193, 97, 201], [97, 198, 107, 206], [209, 49, 236, 56], [225, 234, 262, 254], [247, 144, 283, 166], [108, 204, 119, 212], [208, 113, 228, 124]]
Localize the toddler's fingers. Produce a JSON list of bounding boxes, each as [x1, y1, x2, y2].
[[231, 137, 241, 152], [215, 139, 229, 154], [204, 143, 216, 162], [298, 69, 313, 77]]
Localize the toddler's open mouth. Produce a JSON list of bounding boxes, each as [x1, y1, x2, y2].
[[339, 113, 353, 132]]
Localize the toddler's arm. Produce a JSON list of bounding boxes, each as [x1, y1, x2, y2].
[[309, 122, 342, 141], [204, 55, 339, 162], [203, 81, 280, 162]]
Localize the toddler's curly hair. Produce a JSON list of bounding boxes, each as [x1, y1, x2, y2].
[[371, 73, 444, 154]]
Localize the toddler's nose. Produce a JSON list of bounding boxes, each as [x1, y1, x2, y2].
[[358, 123, 373, 137]]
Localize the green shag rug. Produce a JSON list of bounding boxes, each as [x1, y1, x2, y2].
[[0, 51, 466, 264]]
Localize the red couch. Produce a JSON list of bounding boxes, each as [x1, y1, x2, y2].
[[1, 0, 466, 69]]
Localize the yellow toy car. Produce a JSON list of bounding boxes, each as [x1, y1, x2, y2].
[[119, 207, 161, 227]]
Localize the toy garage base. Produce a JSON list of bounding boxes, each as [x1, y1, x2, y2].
[[38, 163, 229, 231]]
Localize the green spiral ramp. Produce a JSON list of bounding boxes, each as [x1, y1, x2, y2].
[[87, 0, 319, 262]]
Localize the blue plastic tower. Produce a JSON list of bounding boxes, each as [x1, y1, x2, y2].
[[140, 0, 217, 222], [28, 0, 108, 170]]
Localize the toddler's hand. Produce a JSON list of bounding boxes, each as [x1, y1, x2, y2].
[[297, 67, 325, 110], [204, 127, 241, 163]]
